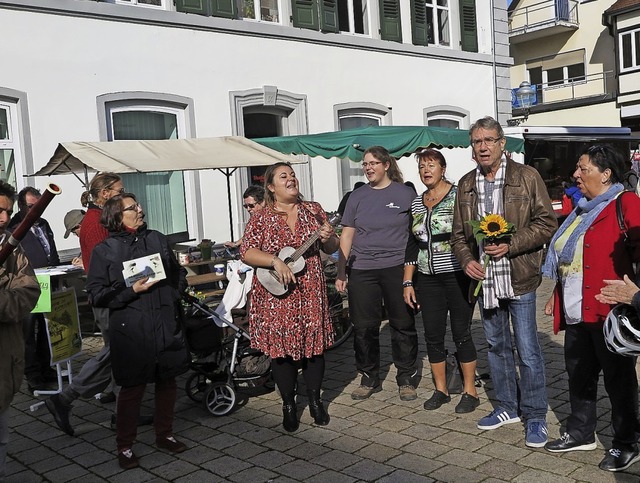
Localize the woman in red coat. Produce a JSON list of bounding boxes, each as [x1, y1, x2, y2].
[[542, 145, 640, 472]]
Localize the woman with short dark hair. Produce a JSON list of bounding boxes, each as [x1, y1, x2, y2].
[[86, 194, 189, 470], [404, 148, 479, 413], [543, 144, 640, 472]]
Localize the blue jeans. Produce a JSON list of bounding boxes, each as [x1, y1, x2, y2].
[[479, 290, 547, 421]]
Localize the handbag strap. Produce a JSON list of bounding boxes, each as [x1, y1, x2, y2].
[[616, 191, 629, 241]]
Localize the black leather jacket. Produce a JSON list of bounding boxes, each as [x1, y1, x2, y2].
[[451, 159, 558, 296]]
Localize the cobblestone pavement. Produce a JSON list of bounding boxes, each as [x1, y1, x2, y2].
[[5, 278, 640, 482]]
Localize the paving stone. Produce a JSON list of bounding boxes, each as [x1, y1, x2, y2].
[[306, 469, 358, 483], [432, 429, 491, 452], [387, 452, 445, 474], [352, 441, 402, 464], [262, 434, 303, 452], [311, 449, 362, 470], [476, 457, 527, 480], [476, 441, 530, 462], [248, 449, 296, 469], [222, 440, 267, 459], [275, 459, 325, 480], [286, 441, 331, 459], [369, 431, 416, 449], [341, 459, 395, 481], [376, 469, 435, 483], [437, 447, 492, 469], [325, 434, 373, 453], [174, 469, 226, 482], [402, 440, 450, 459], [429, 463, 488, 483], [517, 451, 581, 475], [201, 455, 252, 477], [148, 460, 200, 481], [41, 463, 90, 482], [511, 468, 576, 483], [227, 465, 279, 482]]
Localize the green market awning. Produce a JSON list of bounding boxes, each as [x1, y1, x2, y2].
[[254, 125, 525, 161]]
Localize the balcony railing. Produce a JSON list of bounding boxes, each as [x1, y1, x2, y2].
[[509, 0, 579, 42], [511, 71, 614, 108]]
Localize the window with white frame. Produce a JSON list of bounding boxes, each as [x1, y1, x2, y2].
[[337, 0, 369, 34], [527, 50, 586, 89], [426, 0, 450, 47], [620, 28, 640, 72], [113, 0, 169, 8], [0, 101, 21, 188], [240, 0, 280, 22], [105, 103, 188, 237], [335, 104, 391, 195], [424, 107, 469, 129]]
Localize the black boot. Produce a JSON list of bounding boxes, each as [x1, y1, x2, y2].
[[281, 393, 299, 432], [307, 390, 330, 426]]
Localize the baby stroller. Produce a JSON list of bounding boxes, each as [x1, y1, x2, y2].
[[181, 292, 272, 416]]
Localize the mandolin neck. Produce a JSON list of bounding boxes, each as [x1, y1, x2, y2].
[[288, 229, 321, 264]]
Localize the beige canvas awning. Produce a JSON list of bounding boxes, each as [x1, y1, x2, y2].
[[31, 136, 304, 177], [31, 137, 305, 240]]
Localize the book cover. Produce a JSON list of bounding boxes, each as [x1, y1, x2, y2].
[[122, 253, 166, 287]]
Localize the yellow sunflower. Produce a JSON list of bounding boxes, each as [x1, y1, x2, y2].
[[479, 214, 509, 237]]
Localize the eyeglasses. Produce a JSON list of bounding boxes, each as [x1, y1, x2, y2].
[[243, 202, 257, 210], [471, 136, 503, 148], [123, 202, 141, 212], [419, 163, 439, 170], [106, 185, 125, 194], [361, 161, 384, 169]]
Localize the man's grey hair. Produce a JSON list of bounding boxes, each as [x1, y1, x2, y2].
[[469, 116, 504, 139]]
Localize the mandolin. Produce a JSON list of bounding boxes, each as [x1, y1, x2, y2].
[[256, 212, 341, 296]]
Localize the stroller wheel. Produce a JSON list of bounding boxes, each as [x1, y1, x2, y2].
[[186, 373, 210, 403], [203, 382, 236, 416]]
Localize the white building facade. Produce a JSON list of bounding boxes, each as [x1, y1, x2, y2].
[[1, 0, 511, 252]]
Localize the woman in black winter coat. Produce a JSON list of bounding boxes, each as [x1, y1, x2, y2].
[[86, 193, 189, 470]]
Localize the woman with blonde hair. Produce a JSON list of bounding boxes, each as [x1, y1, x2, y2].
[[45, 172, 126, 436], [337, 146, 419, 401]]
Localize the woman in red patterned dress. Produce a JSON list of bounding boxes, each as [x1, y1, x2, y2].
[[241, 162, 339, 432]]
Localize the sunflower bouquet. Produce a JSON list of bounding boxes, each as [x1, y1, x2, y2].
[[467, 213, 516, 296]]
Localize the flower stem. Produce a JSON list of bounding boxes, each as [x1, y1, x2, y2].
[[473, 254, 490, 297]]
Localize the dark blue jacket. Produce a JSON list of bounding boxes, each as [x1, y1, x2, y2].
[[7, 213, 60, 268]]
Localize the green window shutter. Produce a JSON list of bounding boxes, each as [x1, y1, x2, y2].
[[175, 0, 212, 16], [410, 0, 427, 45], [211, 0, 238, 18], [379, 0, 402, 43], [459, 0, 477, 53], [319, 0, 339, 32], [292, 0, 320, 30]]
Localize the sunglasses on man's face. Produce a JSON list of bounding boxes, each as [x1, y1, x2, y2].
[[243, 203, 257, 210]]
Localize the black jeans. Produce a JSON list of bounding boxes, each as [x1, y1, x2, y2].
[[564, 322, 640, 451], [415, 271, 476, 364], [348, 265, 418, 387]]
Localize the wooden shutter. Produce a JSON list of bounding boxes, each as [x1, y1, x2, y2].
[[410, 0, 428, 45], [292, 0, 320, 30], [175, 0, 212, 16], [459, 0, 477, 53], [379, 0, 402, 42], [211, 0, 238, 18], [319, 0, 339, 32]]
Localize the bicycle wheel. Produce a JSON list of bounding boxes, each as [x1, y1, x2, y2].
[[326, 282, 352, 350]]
